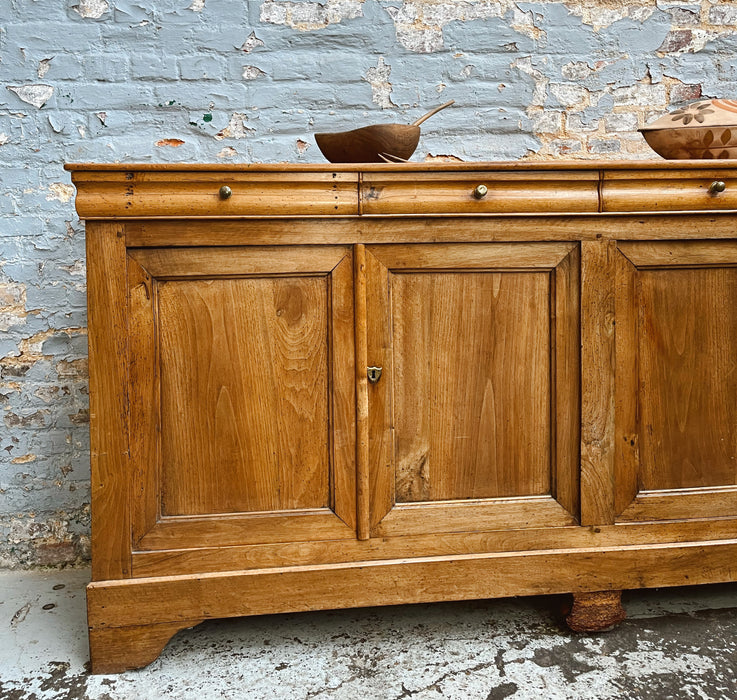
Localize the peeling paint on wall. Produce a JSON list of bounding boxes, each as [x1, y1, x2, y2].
[[260, 0, 364, 31], [4, 0, 737, 568], [363, 57, 395, 108], [243, 66, 267, 80], [215, 113, 255, 140], [72, 0, 110, 19], [6, 85, 54, 109]]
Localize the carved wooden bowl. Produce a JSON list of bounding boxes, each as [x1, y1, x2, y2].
[[640, 99, 737, 159], [315, 124, 421, 163], [315, 100, 454, 163]]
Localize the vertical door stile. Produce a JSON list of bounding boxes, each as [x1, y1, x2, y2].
[[354, 243, 370, 540], [553, 244, 581, 520], [580, 239, 617, 526]]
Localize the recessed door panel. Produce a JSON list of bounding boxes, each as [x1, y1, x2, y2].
[[158, 276, 330, 516], [392, 271, 551, 502], [639, 267, 737, 490]]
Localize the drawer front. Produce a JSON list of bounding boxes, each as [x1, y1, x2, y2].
[[603, 170, 737, 212], [72, 171, 359, 217], [361, 171, 599, 215]]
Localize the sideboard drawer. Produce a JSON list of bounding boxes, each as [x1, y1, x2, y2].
[[361, 171, 599, 215], [72, 170, 359, 218], [603, 170, 737, 211]]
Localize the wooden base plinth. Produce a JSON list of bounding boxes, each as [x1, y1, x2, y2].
[[566, 590, 626, 632], [87, 538, 737, 671], [89, 620, 203, 674]]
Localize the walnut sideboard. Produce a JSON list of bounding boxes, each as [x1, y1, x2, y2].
[[66, 161, 737, 673]]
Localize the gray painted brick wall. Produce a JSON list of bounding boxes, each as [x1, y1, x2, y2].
[[1, 0, 736, 567]]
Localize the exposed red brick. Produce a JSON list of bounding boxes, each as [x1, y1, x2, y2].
[[671, 83, 702, 103], [658, 29, 693, 53], [34, 541, 77, 566]]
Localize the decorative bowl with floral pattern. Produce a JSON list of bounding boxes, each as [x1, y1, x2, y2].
[[640, 99, 737, 159]]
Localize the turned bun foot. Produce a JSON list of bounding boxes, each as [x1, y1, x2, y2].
[[566, 590, 626, 632]]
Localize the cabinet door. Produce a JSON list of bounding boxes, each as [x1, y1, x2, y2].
[[615, 241, 737, 522], [127, 246, 356, 550], [364, 243, 580, 537]]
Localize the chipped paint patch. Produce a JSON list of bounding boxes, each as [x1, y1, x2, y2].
[[55, 359, 88, 379], [6, 85, 54, 109], [188, 0, 205, 11], [37, 59, 52, 79], [215, 113, 255, 140], [242, 66, 266, 80], [0, 311, 26, 333], [46, 184, 75, 203], [241, 31, 265, 52], [155, 138, 185, 147], [216, 146, 237, 158], [0, 282, 27, 334], [260, 0, 364, 31], [72, 0, 109, 19], [11, 454, 37, 464], [363, 56, 395, 109], [1, 509, 91, 569], [425, 153, 465, 162]]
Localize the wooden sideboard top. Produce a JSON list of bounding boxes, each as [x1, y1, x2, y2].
[[63, 159, 737, 172], [65, 160, 737, 219]]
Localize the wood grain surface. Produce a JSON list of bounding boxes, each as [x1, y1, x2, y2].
[[603, 173, 737, 211], [124, 215, 737, 248], [128, 255, 159, 544], [71, 171, 360, 218], [364, 247, 395, 531], [638, 266, 737, 490], [361, 171, 599, 215], [157, 275, 330, 515], [86, 222, 131, 581], [580, 240, 616, 526], [391, 270, 551, 501], [89, 539, 737, 630], [65, 160, 737, 172], [552, 246, 581, 518], [89, 620, 203, 674], [613, 247, 639, 516], [129, 517, 737, 578], [126, 244, 358, 548]]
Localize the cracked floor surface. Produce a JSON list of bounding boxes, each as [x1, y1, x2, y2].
[[1, 568, 737, 699]]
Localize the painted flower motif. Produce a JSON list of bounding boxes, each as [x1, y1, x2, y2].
[[670, 101, 715, 125]]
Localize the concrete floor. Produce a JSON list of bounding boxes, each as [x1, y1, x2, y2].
[[1, 568, 737, 699]]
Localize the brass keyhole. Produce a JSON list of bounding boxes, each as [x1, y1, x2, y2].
[[367, 366, 382, 383]]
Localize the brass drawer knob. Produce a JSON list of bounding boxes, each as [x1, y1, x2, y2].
[[709, 180, 726, 194], [219, 185, 233, 200], [473, 184, 488, 199]]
